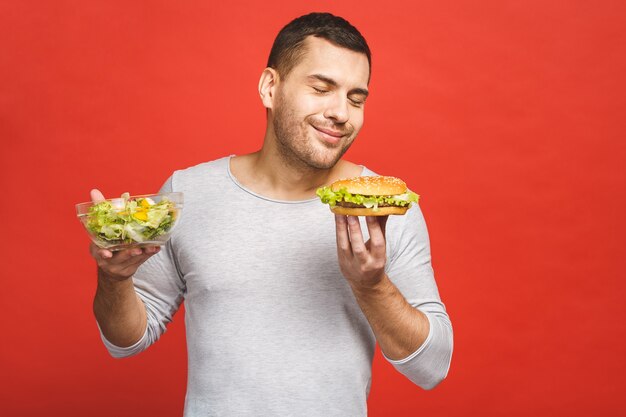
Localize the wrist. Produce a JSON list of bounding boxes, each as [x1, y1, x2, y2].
[[349, 273, 391, 297], [97, 267, 133, 288]]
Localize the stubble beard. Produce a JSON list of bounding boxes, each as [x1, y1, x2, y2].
[[272, 104, 355, 171]]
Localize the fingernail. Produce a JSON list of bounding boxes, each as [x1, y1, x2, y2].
[[348, 216, 358, 225]]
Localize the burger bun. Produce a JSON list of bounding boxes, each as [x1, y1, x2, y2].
[[330, 176, 407, 196], [330, 205, 409, 216]]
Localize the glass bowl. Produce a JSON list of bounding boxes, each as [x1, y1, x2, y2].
[[76, 192, 183, 251]]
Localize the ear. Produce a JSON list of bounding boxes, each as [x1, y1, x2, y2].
[[258, 67, 279, 109]]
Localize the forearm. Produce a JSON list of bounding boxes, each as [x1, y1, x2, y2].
[[350, 274, 430, 360], [93, 268, 147, 348]]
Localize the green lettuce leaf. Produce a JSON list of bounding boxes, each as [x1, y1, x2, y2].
[[87, 193, 177, 243], [316, 186, 420, 211]]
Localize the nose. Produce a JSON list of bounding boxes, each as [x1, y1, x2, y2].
[[323, 94, 349, 124]]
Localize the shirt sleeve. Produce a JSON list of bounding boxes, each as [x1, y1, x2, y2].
[[382, 204, 454, 389], [99, 176, 187, 358]]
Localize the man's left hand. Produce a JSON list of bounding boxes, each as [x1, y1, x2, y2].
[[334, 214, 389, 289]]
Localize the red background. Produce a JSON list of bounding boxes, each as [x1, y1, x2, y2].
[[1, 1, 625, 416]]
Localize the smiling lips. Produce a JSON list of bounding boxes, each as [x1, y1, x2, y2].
[[312, 124, 348, 145]]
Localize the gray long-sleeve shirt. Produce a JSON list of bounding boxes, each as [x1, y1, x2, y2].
[[100, 156, 453, 416]]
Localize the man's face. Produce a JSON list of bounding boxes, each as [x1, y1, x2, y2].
[[270, 37, 370, 170]]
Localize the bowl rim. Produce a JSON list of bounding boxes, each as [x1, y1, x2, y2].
[[75, 191, 183, 213]]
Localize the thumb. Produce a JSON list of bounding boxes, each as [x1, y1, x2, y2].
[[90, 189, 105, 203]]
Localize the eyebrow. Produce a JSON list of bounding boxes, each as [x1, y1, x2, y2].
[[307, 74, 369, 98]]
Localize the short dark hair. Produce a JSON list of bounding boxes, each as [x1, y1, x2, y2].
[[267, 12, 371, 80]]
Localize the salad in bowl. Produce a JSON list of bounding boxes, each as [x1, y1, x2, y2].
[[76, 192, 183, 251]]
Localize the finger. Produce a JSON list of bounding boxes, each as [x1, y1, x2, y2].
[[99, 246, 160, 276], [347, 216, 368, 260], [109, 247, 149, 264], [117, 248, 160, 274], [335, 214, 352, 256], [92, 247, 144, 267], [365, 215, 387, 259], [90, 189, 106, 203], [143, 245, 161, 255], [90, 243, 112, 260], [121, 245, 160, 259], [379, 215, 388, 238]]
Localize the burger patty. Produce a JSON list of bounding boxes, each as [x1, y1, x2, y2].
[[336, 201, 397, 208]]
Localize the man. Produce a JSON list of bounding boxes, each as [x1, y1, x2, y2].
[[90, 12, 453, 416]]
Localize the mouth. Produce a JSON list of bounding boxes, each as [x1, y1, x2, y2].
[[312, 125, 347, 145]]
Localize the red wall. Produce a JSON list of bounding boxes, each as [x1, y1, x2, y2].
[[1, 1, 625, 415]]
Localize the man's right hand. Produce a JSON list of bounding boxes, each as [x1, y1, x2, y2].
[[89, 189, 161, 282], [90, 188, 151, 347]]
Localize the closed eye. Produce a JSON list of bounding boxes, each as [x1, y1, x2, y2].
[[349, 97, 366, 108], [312, 86, 329, 94]]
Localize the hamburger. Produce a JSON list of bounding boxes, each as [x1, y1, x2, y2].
[[316, 176, 420, 216]]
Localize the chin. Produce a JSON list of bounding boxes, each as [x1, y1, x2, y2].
[[305, 159, 338, 170], [310, 138, 355, 168], [304, 146, 349, 169]]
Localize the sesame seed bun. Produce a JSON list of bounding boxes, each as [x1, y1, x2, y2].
[[330, 176, 407, 196], [325, 176, 413, 216]]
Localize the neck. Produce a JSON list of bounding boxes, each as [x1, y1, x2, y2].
[[241, 148, 337, 201], [230, 134, 361, 202]]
